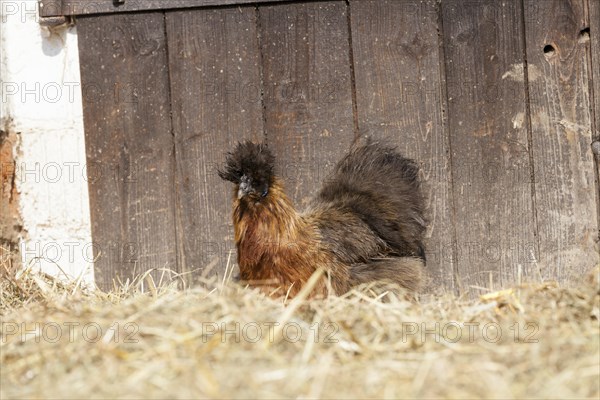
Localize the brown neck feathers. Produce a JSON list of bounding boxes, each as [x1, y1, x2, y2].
[[231, 178, 321, 292]]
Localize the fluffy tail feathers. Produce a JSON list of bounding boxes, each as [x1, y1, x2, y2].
[[315, 141, 427, 260]]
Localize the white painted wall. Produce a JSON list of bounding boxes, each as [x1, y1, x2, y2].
[[1, 0, 93, 284]]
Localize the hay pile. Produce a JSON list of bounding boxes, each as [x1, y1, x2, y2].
[[1, 253, 599, 399]]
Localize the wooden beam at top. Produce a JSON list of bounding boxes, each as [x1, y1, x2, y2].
[[39, 0, 301, 17]]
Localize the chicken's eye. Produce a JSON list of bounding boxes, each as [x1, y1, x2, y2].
[[261, 187, 268, 197]]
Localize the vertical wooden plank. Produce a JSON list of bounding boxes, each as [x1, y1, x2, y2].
[[524, 0, 600, 281], [350, 0, 455, 289], [77, 13, 178, 288], [441, 1, 538, 291], [165, 7, 264, 278], [589, 0, 600, 249], [258, 1, 356, 208]]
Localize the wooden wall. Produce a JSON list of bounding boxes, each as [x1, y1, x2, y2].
[[73, 0, 600, 293]]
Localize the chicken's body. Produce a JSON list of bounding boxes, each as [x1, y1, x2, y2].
[[219, 141, 427, 297]]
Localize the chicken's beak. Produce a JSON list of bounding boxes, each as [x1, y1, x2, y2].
[[238, 175, 251, 199]]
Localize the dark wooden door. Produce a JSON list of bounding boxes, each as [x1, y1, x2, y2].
[[54, 0, 600, 292]]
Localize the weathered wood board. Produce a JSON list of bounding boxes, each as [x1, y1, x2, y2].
[[589, 0, 600, 247], [524, 0, 599, 281], [350, 0, 455, 290], [40, 0, 299, 17], [259, 1, 356, 208], [166, 7, 264, 278], [77, 13, 178, 288], [440, 0, 538, 292]]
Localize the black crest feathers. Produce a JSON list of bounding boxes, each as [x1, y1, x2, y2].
[[218, 141, 275, 186]]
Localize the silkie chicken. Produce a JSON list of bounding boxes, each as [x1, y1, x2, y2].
[[218, 140, 427, 298]]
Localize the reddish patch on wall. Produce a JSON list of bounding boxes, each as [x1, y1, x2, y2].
[[0, 127, 21, 271]]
